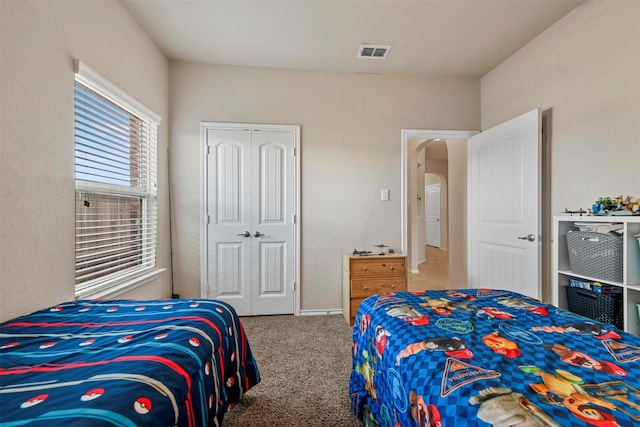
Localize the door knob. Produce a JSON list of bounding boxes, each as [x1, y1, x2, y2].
[[517, 234, 536, 242], [237, 231, 251, 238], [253, 231, 265, 238]]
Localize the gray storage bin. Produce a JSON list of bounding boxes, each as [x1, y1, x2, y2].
[[566, 231, 623, 282]]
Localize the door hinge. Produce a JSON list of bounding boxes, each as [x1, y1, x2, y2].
[[207, 214, 210, 224], [293, 281, 296, 292], [206, 145, 211, 155], [293, 147, 297, 156], [293, 214, 296, 224]]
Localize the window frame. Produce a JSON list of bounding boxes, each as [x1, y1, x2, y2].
[[74, 60, 163, 299]]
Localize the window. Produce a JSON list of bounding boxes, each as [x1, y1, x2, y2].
[[74, 61, 161, 299]]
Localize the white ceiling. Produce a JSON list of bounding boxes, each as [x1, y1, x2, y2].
[[120, 0, 584, 77]]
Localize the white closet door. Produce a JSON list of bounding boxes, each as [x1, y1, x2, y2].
[[207, 129, 253, 315], [250, 130, 296, 315], [205, 127, 296, 315]]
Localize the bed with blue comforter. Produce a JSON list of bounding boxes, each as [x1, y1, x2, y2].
[[350, 289, 640, 426], [0, 299, 260, 426]]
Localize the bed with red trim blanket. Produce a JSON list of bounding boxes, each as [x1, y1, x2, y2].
[[350, 289, 640, 426], [0, 299, 259, 426]]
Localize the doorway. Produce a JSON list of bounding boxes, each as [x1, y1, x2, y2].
[[401, 110, 548, 299], [423, 137, 449, 250], [401, 130, 477, 289]]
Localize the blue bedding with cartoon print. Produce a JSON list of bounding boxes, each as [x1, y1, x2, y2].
[[350, 289, 640, 426], [0, 299, 260, 426]]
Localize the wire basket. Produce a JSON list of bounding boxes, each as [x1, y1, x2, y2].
[[566, 231, 623, 282], [565, 286, 623, 329]]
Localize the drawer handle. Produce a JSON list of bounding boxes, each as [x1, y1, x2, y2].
[[363, 267, 368, 271], [391, 285, 396, 289], [390, 266, 395, 270], [363, 286, 368, 290]]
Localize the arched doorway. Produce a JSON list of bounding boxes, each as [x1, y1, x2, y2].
[[400, 129, 478, 289]]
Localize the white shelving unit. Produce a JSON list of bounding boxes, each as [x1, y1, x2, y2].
[[553, 216, 640, 335]]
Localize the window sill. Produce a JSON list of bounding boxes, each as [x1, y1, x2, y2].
[[76, 268, 166, 300]]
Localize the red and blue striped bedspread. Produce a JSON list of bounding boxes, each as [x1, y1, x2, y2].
[[0, 299, 260, 426], [350, 289, 640, 426]]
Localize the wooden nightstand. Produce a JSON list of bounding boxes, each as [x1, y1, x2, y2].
[[343, 253, 407, 325]]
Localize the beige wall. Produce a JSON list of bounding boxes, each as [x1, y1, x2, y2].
[[0, 0, 171, 322], [424, 174, 441, 186], [413, 144, 427, 266], [481, 0, 640, 300], [482, 0, 639, 210], [169, 62, 479, 312], [7, 0, 624, 319], [446, 140, 468, 288]]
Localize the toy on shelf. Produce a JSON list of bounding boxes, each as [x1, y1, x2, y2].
[[591, 195, 639, 216]]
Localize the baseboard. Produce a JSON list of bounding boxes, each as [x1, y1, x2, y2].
[[299, 309, 343, 316]]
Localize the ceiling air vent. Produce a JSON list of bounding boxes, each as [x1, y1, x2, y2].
[[357, 44, 391, 59]]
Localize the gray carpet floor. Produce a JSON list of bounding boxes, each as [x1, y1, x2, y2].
[[223, 314, 363, 426]]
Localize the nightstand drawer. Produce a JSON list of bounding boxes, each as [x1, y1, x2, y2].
[[349, 258, 405, 278], [351, 278, 407, 298]]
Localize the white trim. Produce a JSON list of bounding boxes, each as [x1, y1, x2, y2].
[[200, 122, 301, 316], [200, 122, 299, 131], [73, 60, 161, 124], [294, 125, 301, 316], [400, 129, 478, 270], [299, 309, 343, 316], [77, 268, 166, 300], [200, 124, 208, 301], [200, 125, 207, 301]]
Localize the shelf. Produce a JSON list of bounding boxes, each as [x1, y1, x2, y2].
[[553, 215, 640, 335], [557, 269, 623, 287]]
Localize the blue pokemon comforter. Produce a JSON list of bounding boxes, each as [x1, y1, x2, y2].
[[0, 299, 260, 426], [350, 289, 640, 426]]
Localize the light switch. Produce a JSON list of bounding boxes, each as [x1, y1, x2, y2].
[[380, 189, 389, 201]]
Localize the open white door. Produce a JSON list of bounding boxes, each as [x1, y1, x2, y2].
[[468, 109, 541, 299]]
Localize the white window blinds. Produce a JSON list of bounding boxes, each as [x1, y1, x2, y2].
[[74, 61, 160, 298]]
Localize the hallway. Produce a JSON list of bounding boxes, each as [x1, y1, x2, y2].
[[407, 245, 450, 291]]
